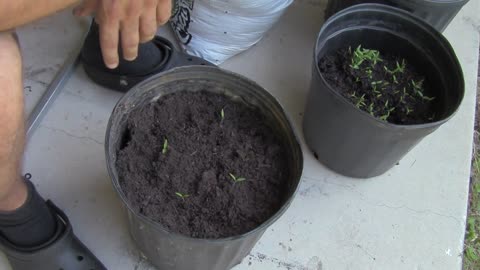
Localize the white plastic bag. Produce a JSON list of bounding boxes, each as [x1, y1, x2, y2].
[[170, 0, 293, 64]]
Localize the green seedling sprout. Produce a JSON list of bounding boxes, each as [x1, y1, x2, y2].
[[411, 80, 421, 89], [162, 138, 168, 155], [379, 107, 395, 121], [371, 80, 383, 94], [220, 108, 225, 121], [175, 192, 190, 201], [350, 45, 382, 69], [411, 80, 434, 102], [411, 79, 424, 96], [384, 59, 406, 74], [397, 59, 406, 73], [392, 74, 398, 84], [422, 96, 435, 102], [229, 173, 246, 184], [367, 102, 375, 116], [406, 107, 413, 115], [366, 68, 373, 79], [355, 94, 366, 109], [378, 101, 395, 121]]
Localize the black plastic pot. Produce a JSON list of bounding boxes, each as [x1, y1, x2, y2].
[[105, 66, 303, 270], [303, 4, 464, 178], [324, 0, 470, 32]]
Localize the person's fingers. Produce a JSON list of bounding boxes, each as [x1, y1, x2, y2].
[[156, 0, 172, 26], [139, 0, 158, 43], [120, 1, 143, 61], [98, 1, 122, 69], [120, 19, 140, 61], [99, 21, 120, 69], [73, 0, 99, 17]]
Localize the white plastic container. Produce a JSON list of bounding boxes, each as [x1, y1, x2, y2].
[[170, 0, 294, 64]]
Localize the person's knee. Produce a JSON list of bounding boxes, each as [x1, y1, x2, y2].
[[0, 32, 21, 67], [0, 31, 23, 166]]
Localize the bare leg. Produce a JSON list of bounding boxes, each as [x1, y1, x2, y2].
[[0, 31, 105, 270], [0, 31, 27, 212]]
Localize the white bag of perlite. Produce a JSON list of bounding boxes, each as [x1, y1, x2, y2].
[[170, 0, 294, 64]]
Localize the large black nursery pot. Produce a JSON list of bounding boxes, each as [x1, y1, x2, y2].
[[324, 0, 470, 32], [303, 4, 464, 178], [105, 66, 303, 270]]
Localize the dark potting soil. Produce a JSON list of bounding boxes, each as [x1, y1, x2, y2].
[[116, 91, 291, 239], [319, 46, 437, 125]]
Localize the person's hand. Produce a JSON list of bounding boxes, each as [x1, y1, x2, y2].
[[74, 0, 173, 69]]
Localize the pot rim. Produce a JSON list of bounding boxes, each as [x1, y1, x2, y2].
[[105, 66, 304, 243], [403, 0, 469, 4], [315, 3, 465, 131]]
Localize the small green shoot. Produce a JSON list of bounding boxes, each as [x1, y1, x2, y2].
[[406, 107, 413, 115], [384, 65, 392, 73], [220, 108, 225, 122], [394, 59, 406, 73], [411, 79, 423, 90], [411, 80, 433, 102], [367, 102, 375, 115], [366, 68, 373, 79], [384, 59, 406, 74], [175, 192, 190, 201], [162, 138, 168, 155], [355, 94, 366, 109], [422, 96, 435, 102], [379, 102, 395, 121], [350, 45, 382, 69], [229, 173, 246, 184], [392, 74, 398, 84], [371, 80, 383, 94]]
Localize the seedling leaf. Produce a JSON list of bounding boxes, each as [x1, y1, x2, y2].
[[162, 138, 168, 155], [175, 192, 190, 201], [229, 173, 246, 183]]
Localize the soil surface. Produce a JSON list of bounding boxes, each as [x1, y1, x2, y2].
[[319, 46, 437, 125], [116, 91, 290, 239]]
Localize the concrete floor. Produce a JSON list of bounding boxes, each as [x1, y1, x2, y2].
[[1, 0, 479, 269]]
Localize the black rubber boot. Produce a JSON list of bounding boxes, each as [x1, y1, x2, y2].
[[0, 200, 107, 270]]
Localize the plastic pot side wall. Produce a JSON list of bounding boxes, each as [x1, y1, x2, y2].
[[303, 4, 464, 178], [105, 66, 304, 270], [325, 0, 470, 32]]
